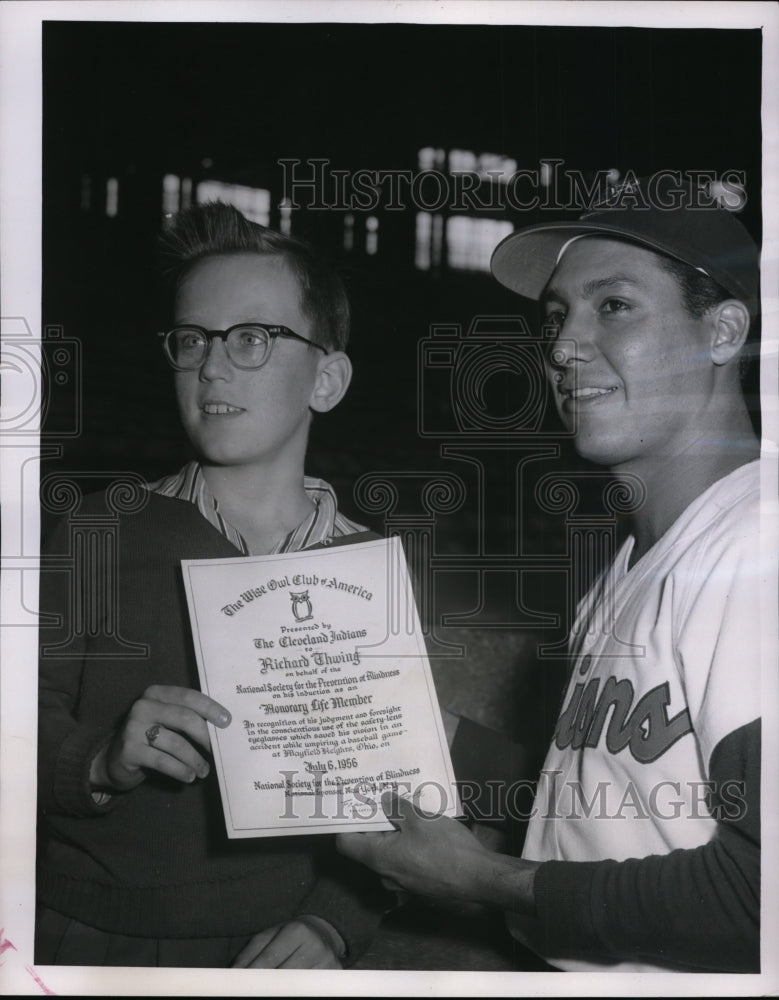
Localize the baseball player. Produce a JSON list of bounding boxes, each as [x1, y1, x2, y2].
[[337, 175, 770, 973]]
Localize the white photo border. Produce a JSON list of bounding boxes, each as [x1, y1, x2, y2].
[[1, 1, 777, 995]]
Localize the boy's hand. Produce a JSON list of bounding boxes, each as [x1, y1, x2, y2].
[[90, 685, 231, 792], [231, 918, 343, 969]]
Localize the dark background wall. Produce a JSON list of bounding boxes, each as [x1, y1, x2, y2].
[[41, 20, 763, 743]]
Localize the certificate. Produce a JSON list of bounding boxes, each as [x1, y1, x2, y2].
[[182, 536, 460, 837]]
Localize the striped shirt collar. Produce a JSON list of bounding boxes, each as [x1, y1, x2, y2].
[[147, 461, 366, 555]]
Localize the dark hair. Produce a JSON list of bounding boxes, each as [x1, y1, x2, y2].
[[158, 202, 350, 351], [656, 254, 734, 319], [657, 252, 757, 380]]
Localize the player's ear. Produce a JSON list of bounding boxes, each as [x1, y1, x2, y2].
[[309, 350, 353, 413], [709, 300, 751, 366]]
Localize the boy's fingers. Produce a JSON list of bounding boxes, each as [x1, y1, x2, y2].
[[231, 927, 276, 968], [127, 688, 232, 753], [131, 701, 212, 752], [136, 725, 211, 780], [143, 685, 231, 726]]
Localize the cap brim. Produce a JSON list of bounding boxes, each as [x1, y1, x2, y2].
[[490, 221, 712, 301]]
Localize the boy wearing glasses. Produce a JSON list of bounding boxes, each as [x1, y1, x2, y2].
[[36, 203, 385, 968]]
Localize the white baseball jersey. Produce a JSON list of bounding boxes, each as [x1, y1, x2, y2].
[[511, 460, 765, 972]]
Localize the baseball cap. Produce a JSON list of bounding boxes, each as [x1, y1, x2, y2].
[[490, 174, 760, 317]]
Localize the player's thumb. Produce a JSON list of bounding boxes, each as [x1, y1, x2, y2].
[[380, 789, 418, 829]]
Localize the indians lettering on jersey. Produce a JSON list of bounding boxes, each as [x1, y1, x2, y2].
[[554, 675, 692, 763]]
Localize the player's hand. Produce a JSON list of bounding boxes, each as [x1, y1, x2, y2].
[[90, 685, 231, 792], [338, 792, 539, 914], [231, 918, 343, 969], [336, 791, 490, 905]]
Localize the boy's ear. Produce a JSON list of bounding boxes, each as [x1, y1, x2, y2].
[[709, 300, 751, 366], [310, 351, 353, 413]]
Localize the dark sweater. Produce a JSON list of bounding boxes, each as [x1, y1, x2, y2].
[[37, 491, 386, 960]]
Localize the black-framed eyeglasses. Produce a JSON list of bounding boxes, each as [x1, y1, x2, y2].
[[157, 323, 327, 371]]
